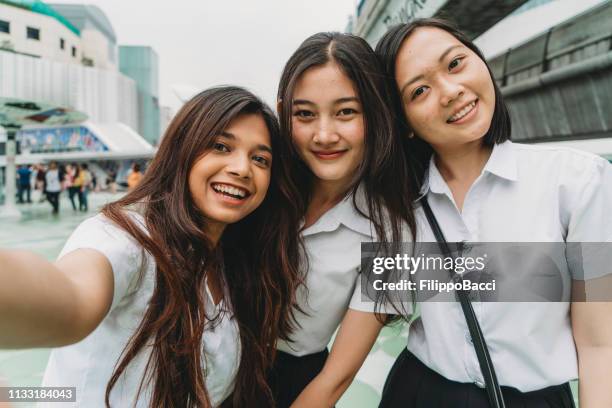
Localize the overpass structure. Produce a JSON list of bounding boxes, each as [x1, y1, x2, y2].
[[488, 1, 612, 144], [349, 0, 530, 45]]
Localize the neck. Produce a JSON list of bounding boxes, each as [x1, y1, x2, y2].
[[432, 139, 492, 185], [205, 222, 226, 246], [303, 178, 350, 228], [311, 178, 349, 208]]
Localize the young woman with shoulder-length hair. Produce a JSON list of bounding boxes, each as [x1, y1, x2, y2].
[[0, 86, 301, 407], [270, 32, 419, 407], [375, 18, 612, 408]]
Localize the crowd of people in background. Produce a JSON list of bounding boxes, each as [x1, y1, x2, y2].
[[15, 162, 95, 215], [12, 161, 147, 215]]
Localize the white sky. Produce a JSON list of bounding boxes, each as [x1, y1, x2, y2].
[[51, 0, 357, 113]]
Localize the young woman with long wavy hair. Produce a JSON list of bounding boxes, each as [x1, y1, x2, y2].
[[0, 86, 301, 407]]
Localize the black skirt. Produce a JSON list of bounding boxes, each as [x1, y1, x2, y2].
[[268, 349, 329, 408], [379, 348, 576, 408]]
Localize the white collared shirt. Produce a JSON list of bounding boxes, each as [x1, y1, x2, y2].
[[40, 213, 240, 407], [277, 192, 383, 356], [407, 140, 612, 391]]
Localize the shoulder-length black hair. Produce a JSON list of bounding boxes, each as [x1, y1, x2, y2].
[[277, 32, 418, 247], [102, 86, 301, 407], [375, 18, 512, 183]]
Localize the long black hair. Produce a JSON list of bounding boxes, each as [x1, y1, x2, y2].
[[277, 32, 419, 318], [375, 18, 512, 185]]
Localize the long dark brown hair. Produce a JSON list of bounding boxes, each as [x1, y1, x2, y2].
[[101, 86, 301, 407], [375, 18, 512, 185], [277, 32, 419, 317]]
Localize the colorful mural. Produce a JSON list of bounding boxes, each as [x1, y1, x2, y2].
[[17, 126, 109, 154]]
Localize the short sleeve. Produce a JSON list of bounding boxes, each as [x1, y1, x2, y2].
[[58, 213, 146, 311], [565, 156, 612, 280], [349, 273, 413, 316]]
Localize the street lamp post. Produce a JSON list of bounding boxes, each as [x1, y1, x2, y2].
[[0, 124, 21, 218]]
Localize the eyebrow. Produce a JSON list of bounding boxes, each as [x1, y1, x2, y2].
[[399, 44, 465, 97], [292, 97, 360, 106], [219, 131, 273, 154]]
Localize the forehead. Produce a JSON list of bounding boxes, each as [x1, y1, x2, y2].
[[293, 62, 357, 102], [223, 113, 271, 147], [395, 27, 464, 77]]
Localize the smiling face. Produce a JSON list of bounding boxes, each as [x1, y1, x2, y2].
[[188, 113, 272, 234], [394, 27, 496, 151], [291, 61, 365, 192]]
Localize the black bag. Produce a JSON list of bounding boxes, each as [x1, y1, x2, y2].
[[421, 197, 506, 408]]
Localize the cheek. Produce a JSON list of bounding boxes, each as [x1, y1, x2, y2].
[[405, 104, 437, 134], [254, 172, 271, 202], [188, 156, 214, 200], [291, 123, 311, 152], [187, 169, 205, 207], [474, 62, 496, 101], [340, 119, 365, 149]]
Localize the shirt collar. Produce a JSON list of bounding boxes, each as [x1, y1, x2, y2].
[[302, 184, 374, 238], [482, 140, 518, 181], [418, 140, 518, 199]]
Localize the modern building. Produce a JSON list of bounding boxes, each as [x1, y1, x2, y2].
[[0, 0, 156, 195], [119, 46, 161, 145], [48, 3, 118, 69], [0, 0, 82, 64]]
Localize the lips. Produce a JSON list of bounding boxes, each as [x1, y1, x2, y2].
[[447, 99, 478, 124], [312, 150, 348, 160]]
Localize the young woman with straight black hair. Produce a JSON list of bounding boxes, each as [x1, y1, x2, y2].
[[0, 86, 302, 407], [269, 32, 420, 408], [375, 18, 612, 408]]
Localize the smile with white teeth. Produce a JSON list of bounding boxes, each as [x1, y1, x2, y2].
[[447, 100, 477, 123], [212, 183, 249, 199]]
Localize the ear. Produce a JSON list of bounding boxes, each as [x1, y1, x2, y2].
[[276, 99, 283, 115]]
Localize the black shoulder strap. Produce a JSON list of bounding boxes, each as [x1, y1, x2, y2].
[[421, 197, 506, 408]]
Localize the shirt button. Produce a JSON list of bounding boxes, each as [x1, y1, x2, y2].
[[465, 333, 473, 344], [474, 380, 485, 388]]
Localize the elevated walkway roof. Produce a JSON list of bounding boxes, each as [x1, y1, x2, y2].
[[476, 0, 608, 59], [0, 0, 80, 36], [0, 121, 156, 166]]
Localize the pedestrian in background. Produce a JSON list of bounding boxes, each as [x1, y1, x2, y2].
[[65, 163, 79, 211], [106, 169, 117, 194], [35, 164, 47, 203], [75, 163, 92, 212], [45, 161, 62, 215], [16, 165, 32, 204], [127, 163, 143, 190]]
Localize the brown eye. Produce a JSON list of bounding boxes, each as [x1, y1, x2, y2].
[[293, 110, 314, 118], [449, 57, 463, 71], [252, 155, 270, 167], [338, 108, 358, 116], [213, 142, 230, 152], [412, 86, 428, 100]]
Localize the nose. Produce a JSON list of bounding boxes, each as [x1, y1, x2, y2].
[[313, 118, 340, 145], [439, 77, 465, 107], [226, 152, 251, 179]]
